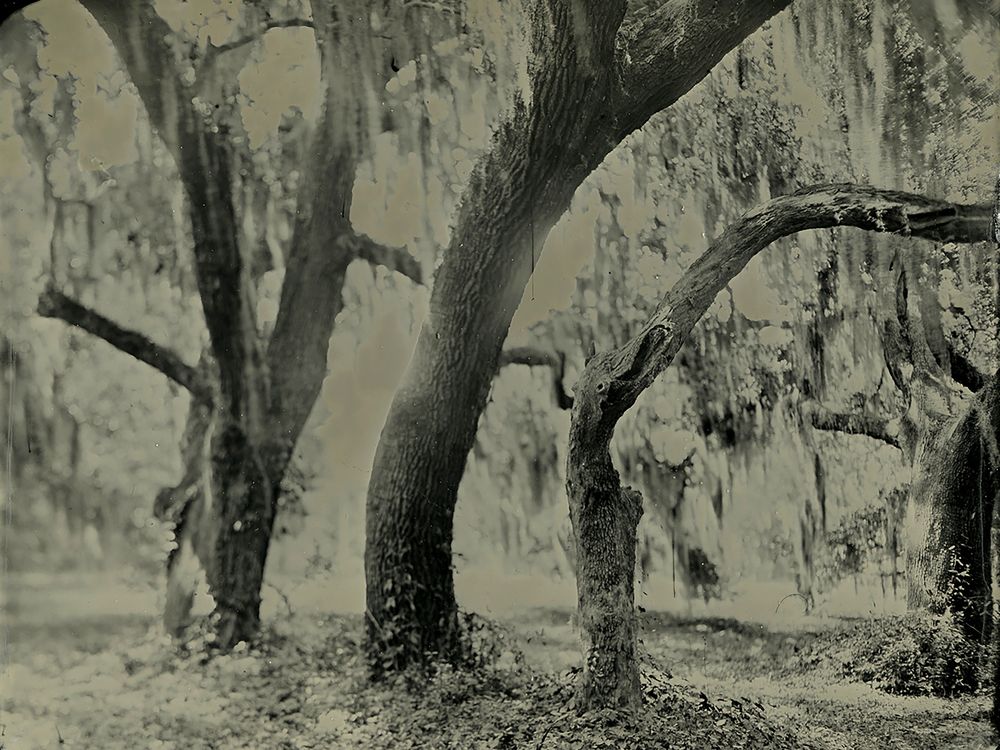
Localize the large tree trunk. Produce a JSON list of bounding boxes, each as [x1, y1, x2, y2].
[[78, 0, 399, 648], [905, 372, 998, 646], [363, 0, 633, 674]]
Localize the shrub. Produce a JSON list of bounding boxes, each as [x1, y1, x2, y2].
[[844, 612, 979, 697]]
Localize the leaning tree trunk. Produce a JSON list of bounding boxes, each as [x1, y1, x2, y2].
[[905, 372, 999, 646], [363, 0, 631, 674], [567, 392, 644, 710]]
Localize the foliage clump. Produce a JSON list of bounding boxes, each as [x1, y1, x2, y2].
[[840, 613, 979, 697]]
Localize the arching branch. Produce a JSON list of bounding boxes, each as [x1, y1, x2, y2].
[[580, 184, 993, 428], [37, 286, 211, 402]]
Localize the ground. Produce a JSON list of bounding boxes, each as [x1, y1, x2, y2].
[[0, 573, 994, 749]]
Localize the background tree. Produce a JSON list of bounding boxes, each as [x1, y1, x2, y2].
[[5, 0, 429, 647]]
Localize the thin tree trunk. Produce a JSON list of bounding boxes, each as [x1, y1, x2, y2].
[[567, 419, 644, 709]]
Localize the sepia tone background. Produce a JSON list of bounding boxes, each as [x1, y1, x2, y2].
[[0, 0, 998, 748]]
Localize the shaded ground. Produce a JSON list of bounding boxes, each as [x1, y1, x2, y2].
[[0, 575, 994, 749], [510, 609, 992, 750]]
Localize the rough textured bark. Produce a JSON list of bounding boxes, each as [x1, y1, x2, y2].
[[905, 372, 998, 646], [566, 185, 992, 709], [364, 0, 793, 678]]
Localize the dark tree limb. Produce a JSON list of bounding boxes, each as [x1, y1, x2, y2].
[[196, 17, 316, 90], [947, 342, 987, 393], [800, 400, 901, 449], [37, 286, 211, 401], [208, 18, 314, 57], [0, 0, 37, 27], [499, 346, 574, 410], [348, 234, 423, 285], [615, 0, 791, 134]]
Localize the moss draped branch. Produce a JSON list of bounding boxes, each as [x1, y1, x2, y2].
[[581, 184, 992, 428]]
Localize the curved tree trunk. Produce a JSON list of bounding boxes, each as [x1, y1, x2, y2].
[[363, 0, 795, 678]]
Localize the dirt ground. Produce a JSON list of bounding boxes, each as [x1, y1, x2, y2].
[[0, 574, 994, 749]]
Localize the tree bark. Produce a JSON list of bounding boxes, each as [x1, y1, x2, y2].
[[567, 361, 646, 708], [906, 371, 999, 646], [364, 0, 794, 678], [565, 185, 992, 709]]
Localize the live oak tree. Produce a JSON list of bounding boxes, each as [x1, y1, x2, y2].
[[12, 0, 425, 647], [364, 0, 794, 677], [565, 184, 993, 709]]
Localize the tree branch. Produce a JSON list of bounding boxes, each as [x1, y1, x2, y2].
[[37, 286, 211, 401], [615, 0, 791, 134], [347, 234, 423, 285], [208, 18, 314, 57], [576, 184, 993, 433], [196, 17, 316, 90], [0, 1, 38, 27], [947, 341, 987, 393], [800, 400, 901, 449], [499, 346, 573, 409]]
